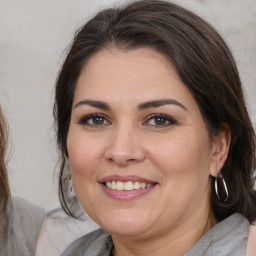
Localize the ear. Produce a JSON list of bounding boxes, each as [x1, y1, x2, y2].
[[209, 123, 231, 177]]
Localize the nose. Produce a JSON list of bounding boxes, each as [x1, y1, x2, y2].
[[104, 125, 146, 166]]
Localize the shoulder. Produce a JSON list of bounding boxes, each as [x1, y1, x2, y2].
[[12, 195, 45, 236], [2, 196, 45, 256], [61, 229, 112, 256], [246, 223, 256, 256], [36, 204, 98, 256], [12, 195, 45, 219]]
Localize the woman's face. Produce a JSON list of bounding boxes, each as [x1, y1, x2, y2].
[[67, 47, 219, 239]]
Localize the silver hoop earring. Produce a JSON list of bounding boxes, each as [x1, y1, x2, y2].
[[65, 158, 76, 198], [214, 166, 228, 201], [67, 173, 76, 198]]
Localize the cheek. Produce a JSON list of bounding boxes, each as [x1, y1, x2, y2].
[[146, 130, 212, 181], [67, 130, 104, 178], [67, 131, 104, 210], [149, 132, 212, 211]]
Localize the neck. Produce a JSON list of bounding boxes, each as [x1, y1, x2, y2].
[[112, 210, 217, 256]]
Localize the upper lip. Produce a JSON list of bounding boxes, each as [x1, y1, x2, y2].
[[99, 175, 157, 184]]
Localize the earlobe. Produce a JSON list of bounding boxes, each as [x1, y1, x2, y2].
[[209, 123, 231, 177]]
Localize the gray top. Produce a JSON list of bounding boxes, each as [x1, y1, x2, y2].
[[0, 196, 45, 256], [61, 213, 249, 256]]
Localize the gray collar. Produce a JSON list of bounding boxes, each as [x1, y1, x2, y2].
[[61, 213, 249, 256], [185, 213, 249, 256]]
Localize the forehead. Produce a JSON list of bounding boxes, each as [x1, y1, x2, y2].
[[80, 47, 177, 80], [73, 47, 195, 109]]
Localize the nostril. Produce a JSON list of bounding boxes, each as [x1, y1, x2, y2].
[[107, 155, 137, 165]]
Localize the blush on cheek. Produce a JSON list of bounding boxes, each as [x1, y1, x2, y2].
[[71, 159, 91, 177]]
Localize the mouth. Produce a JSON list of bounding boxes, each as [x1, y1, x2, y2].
[[99, 175, 158, 200], [104, 181, 154, 190]]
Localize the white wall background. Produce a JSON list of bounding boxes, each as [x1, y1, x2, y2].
[[0, 0, 255, 208]]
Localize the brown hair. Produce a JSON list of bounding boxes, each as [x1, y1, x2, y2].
[[54, 0, 256, 222], [0, 106, 10, 242]]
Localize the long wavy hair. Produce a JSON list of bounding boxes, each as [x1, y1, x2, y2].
[[0, 106, 10, 244], [54, 0, 256, 223]]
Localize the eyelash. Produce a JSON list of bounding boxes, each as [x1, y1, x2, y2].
[[78, 113, 177, 128], [78, 113, 110, 127], [144, 114, 177, 127]]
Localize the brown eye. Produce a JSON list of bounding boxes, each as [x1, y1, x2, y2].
[[79, 114, 110, 126], [92, 116, 105, 125], [154, 117, 168, 126], [145, 114, 177, 127]]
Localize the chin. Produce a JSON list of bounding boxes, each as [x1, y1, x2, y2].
[[104, 223, 151, 238], [95, 211, 154, 237]]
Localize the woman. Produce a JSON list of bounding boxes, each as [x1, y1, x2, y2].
[[0, 106, 10, 247], [54, 1, 256, 255], [0, 106, 45, 256]]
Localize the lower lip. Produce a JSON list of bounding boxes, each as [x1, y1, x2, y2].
[[100, 183, 156, 200]]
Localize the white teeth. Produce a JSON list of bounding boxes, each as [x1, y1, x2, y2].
[[125, 181, 133, 191], [111, 181, 117, 190], [116, 181, 125, 190], [140, 182, 146, 189], [134, 182, 141, 190], [105, 181, 153, 190]]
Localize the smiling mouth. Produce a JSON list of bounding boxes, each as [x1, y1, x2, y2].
[[99, 175, 158, 199], [104, 181, 154, 191]]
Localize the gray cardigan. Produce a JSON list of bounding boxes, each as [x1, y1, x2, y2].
[[61, 213, 249, 256], [0, 196, 45, 256]]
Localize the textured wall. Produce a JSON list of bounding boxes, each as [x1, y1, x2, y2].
[[0, 0, 255, 207]]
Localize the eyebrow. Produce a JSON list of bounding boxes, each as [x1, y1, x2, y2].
[[73, 98, 187, 111], [138, 99, 187, 111], [74, 100, 110, 110]]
